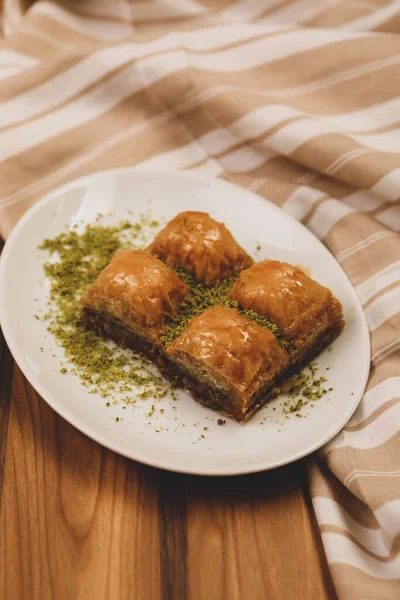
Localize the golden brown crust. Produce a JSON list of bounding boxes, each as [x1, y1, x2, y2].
[[82, 250, 188, 342], [147, 211, 253, 285], [167, 306, 289, 414], [228, 260, 344, 352]]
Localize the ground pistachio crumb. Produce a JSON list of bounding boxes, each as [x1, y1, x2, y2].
[[280, 363, 332, 417], [146, 404, 156, 418], [160, 267, 290, 351], [38, 216, 176, 409], [38, 214, 330, 429]]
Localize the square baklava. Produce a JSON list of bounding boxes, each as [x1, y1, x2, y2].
[[82, 213, 344, 422], [147, 211, 253, 285], [228, 260, 344, 362], [166, 306, 290, 421], [82, 249, 189, 352]]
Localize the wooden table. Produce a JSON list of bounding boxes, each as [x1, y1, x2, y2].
[[0, 324, 336, 600]]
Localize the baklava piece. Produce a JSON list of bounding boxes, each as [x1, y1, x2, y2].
[[147, 211, 253, 285], [82, 250, 189, 350], [166, 306, 289, 421], [228, 260, 344, 361]]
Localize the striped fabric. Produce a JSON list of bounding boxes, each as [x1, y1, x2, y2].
[[1, 1, 400, 597]]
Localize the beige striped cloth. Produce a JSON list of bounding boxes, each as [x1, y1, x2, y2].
[[1, 1, 400, 596]]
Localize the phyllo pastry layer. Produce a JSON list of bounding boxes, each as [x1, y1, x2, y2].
[[228, 260, 344, 358], [166, 306, 289, 421], [147, 211, 253, 286], [82, 250, 189, 343]]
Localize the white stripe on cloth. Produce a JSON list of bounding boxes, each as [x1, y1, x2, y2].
[[1, 23, 368, 125], [0, 49, 39, 68], [0, 100, 295, 173], [0, 28, 368, 160], [133, 131, 274, 172], [55, 0, 133, 21], [0, 52, 188, 162], [0, 66, 28, 80], [344, 191, 385, 212], [0, 111, 176, 208], [0, 104, 279, 207], [0, 26, 294, 129], [357, 261, 400, 305], [345, 470, 400, 490], [324, 402, 400, 452], [258, 0, 345, 26], [258, 54, 400, 99], [184, 97, 400, 138], [375, 500, 400, 540], [130, 0, 206, 19], [306, 200, 355, 239], [342, 3, 400, 32], [372, 336, 400, 365], [324, 149, 371, 175], [265, 117, 400, 155], [176, 54, 400, 109], [372, 168, 400, 201], [187, 159, 223, 176], [218, 144, 274, 172], [326, 96, 400, 133], [365, 286, 400, 331], [58, 0, 207, 21], [321, 532, 400, 578], [313, 496, 391, 557], [5, 97, 397, 224], [337, 231, 396, 262], [7, 89, 400, 173], [376, 206, 400, 232], [215, 0, 285, 23], [32, 0, 134, 39], [348, 377, 400, 427], [281, 186, 326, 220]]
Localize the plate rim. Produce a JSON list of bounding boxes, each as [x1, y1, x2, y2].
[[0, 167, 371, 476]]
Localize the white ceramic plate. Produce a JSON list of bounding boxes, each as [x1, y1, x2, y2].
[[0, 169, 370, 476]]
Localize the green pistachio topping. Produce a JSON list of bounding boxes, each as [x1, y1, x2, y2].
[[160, 267, 290, 350], [38, 217, 176, 405], [281, 362, 331, 415], [38, 216, 330, 423]]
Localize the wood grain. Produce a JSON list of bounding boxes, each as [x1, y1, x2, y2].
[[185, 466, 335, 600], [0, 365, 161, 600], [0, 327, 13, 507], [158, 472, 188, 600], [299, 463, 338, 600], [0, 364, 336, 600]]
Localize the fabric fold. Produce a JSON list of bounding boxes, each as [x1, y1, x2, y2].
[[1, 2, 399, 597]]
